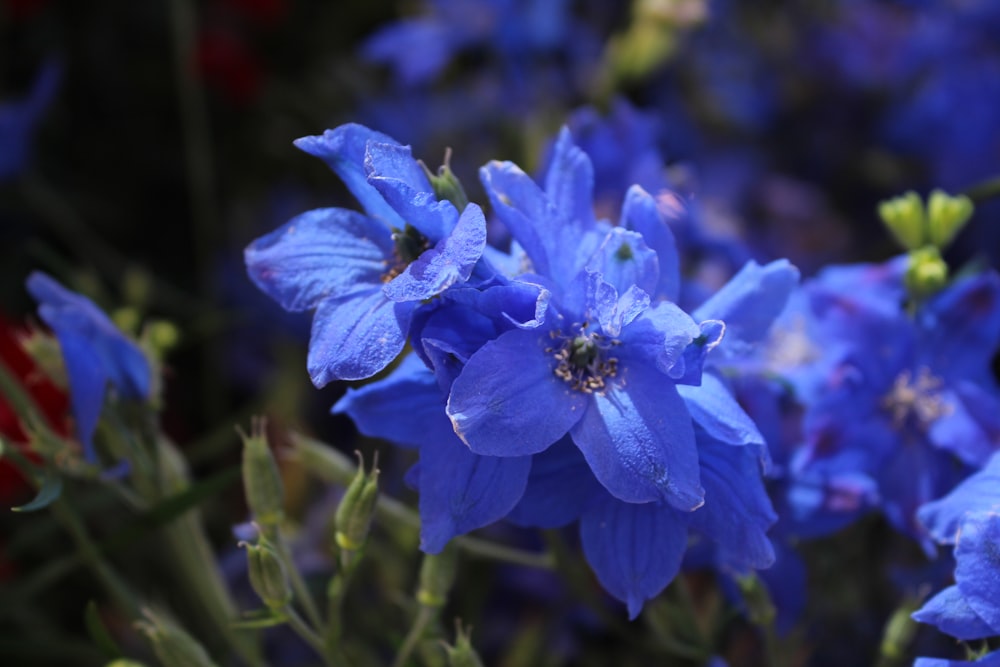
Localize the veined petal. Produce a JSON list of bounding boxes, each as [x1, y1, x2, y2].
[[954, 511, 1000, 634], [307, 289, 413, 385], [586, 228, 659, 301], [918, 451, 1000, 545], [418, 439, 531, 554], [580, 494, 688, 620], [364, 141, 458, 241], [480, 160, 554, 276], [50, 329, 107, 463], [571, 364, 703, 508], [382, 203, 487, 302], [677, 373, 765, 448], [507, 437, 603, 528], [913, 585, 996, 640], [446, 328, 587, 456], [245, 208, 392, 311], [293, 124, 406, 229], [621, 185, 681, 301], [332, 355, 440, 449], [544, 127, 596, 232], [693, 259, 800, 348], [618, 301, 700, 377]]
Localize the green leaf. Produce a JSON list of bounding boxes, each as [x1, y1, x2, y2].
[[12, 471, 63, 512], [85, 600, 123, 659]]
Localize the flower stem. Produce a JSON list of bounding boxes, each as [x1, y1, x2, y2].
[[392, 604, 436, 667]]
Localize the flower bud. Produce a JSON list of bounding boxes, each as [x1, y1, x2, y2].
[[242, 538, 293, 610], [905, 245, 949, 300], [135, 610, 219, 667], [926, 189, 973, 249], [735, 574, 775, 628], [334, 451, 379, 552], [239, 417, 284, 533], [420, 148, 469, 211], [443, 621, 484, 667], [878, 191, 926, 251], [417, 544, 458, 608], [104, 661, 149, 667]]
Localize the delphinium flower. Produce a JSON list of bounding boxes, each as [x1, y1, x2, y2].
[[0, 60, 59, 182], [244, 123, 487, 384], [911, 452, 1000, 666], [337, 126, 790, 617], [25, 271, 152, 465], [783, 260, 1000, 548]]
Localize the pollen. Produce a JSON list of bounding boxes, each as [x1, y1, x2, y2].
[[546, 324, 620, 394], [881, 367, 952, 430]]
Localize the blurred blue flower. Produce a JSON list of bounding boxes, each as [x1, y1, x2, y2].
[[26, 271, 151, 464], [245, 123, 487, 384], [0, 60, 60, 182]]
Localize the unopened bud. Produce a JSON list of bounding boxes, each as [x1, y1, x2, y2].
[[239, 417, 284, 533], [443, 621, 484, 667], [334, 451, 379, 552], [420, 149, 469, 211], [135, 610, 219, 667], [417, 544, 458, 608], [926, 189, 973, 249], [883, 600, 920, 660], [736, 574, 775, 628], [242, 538, 292, 610], [879, 191, 926, 251], [905, 245, 949, 300]]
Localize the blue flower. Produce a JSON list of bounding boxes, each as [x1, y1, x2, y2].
[[0, 60, 60, 182], [25, 271, 151, 464], [244, 123, 488, 384]]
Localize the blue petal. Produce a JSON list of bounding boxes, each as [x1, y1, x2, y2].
[[245, 208, 392, 311], [953, 511, 1000, 634], [620, 185, 681, 301], [446, 328, 587, 456], [689, 435, 776, 572], [670, 320, 726, 385], [507, 437, 604, 528], [618, 301, 700, 377], [913, 585, 996, 640], [332, 355, 440, 449], [693, 259, 800, 348], [919, 452, 1000, 545], [418, 439, 531, 554], [586, 228, 660, 299], [50, 329, 107, 463], [383, 203, 487, 302], [307, 289, 413, 384], [580, 494, 688, 619], [922, 271, 1000, 385], [571, 363, 703, 508], [364, 140, 457, 241], [361, 19, 458, 86], [293, 124, 406, 229], [677, 372, 765, 448], [543, 127, 596, 233]]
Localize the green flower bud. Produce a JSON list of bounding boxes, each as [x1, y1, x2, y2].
[[420, 148, 470, 211], [878, 191, 926, 251], [104, 660, 149, 667], [135, 610, 219, 667], [239, 417, 284, 532], [334, 451, 379, 552], [905, 245, 949, 300], [926, 189, 974, 249], [879, 600, 920, 661], [417, 545, 458, 609], [242, 538, 293, 610], [735, 574, 775, 628], [443, 621, 484, 667]]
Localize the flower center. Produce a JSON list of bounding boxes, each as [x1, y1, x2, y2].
[[547, 323, 620, 394], [384, 224, 430, 282], [880, 367, 951, 430]]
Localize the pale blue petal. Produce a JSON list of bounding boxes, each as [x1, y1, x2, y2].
[[480, 160, 554, 276], [245, 208, 392, 311], [544, 127, 596, 232], [364, 141, 458, 240], [51, 329, 107, 463], [586, 227, 660, 299], [580, 494, 688, 619], [620, 185, 680, 301], [293, 124, 405, 229], [571, 364, 703, 508], [307, 289, 413, 385], [383, 203, 487, 302], [678, 373, 765, 447], [446, 328, 587, 456], [618, 301, 700, 377], [954, 511, 1000, 634], [918, 452, 1000, 546], [913, 585, 996, 640]]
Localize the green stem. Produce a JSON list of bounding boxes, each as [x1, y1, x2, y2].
[[276, 532, 325, 630], [963, 174, 1000, 203], [285, 607, 334, 667], [392, 604, 437, 667]]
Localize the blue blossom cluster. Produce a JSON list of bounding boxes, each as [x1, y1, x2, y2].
[[246, 122, 798, 616]]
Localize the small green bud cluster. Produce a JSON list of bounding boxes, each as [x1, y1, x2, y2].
[[420, 148, 470, 212], [878, 189, 975, 301], [443, 621, 484, 667], [334, 451, 379, 554]]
